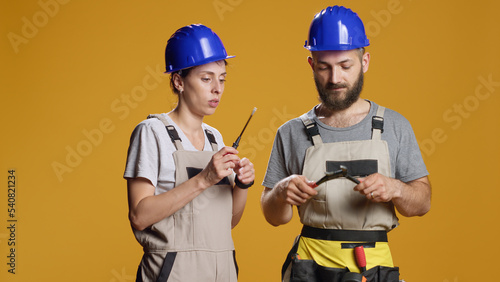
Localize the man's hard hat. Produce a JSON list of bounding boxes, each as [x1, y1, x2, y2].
[[305, 6, 370, 51]]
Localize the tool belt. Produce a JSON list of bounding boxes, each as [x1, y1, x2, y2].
[[282, 226, 400, 282], [301, 226, 388, 242]]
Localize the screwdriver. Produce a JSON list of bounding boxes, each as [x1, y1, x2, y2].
[[232, 107, 257, 149]]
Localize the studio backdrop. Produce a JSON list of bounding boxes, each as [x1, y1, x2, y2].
[[1, 1, 499, 281]]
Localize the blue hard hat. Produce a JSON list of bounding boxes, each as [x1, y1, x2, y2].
[[304, 6, 370, 51], [165, 24, 235, 73]]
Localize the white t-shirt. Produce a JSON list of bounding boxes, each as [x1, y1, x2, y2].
[[123, 113, 226, 195]]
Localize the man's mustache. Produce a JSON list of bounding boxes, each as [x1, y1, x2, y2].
[[326, 83, 348, 90]]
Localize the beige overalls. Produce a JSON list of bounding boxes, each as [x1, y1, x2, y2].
[[282, 106, 400, 282], [133, 115, 237, 282]]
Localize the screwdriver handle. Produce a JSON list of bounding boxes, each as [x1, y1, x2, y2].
[[354, 245, 367, 273]]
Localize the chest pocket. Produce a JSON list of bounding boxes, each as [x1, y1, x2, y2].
[[298, 106, 398, 230]]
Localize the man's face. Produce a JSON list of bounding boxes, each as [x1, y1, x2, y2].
[[309, 49, 369, 111]]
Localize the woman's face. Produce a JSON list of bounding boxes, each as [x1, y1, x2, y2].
[[177, 61, 227, 118]]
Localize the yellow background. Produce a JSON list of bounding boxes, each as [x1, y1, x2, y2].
[[1, 0, 499, 281]]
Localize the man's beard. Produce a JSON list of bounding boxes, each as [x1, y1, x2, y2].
[[315, 70, 364, 111]]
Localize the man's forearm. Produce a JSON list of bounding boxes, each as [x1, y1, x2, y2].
[[261, 187, 293, 226], [392, 176, 431, 217]]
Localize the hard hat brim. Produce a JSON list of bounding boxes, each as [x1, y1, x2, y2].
[[165, 55, 235, 74]]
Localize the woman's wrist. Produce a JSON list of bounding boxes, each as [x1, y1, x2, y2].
[[235, 177, 254, 189]]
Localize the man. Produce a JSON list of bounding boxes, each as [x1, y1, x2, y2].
[[260, 6, 431, 282]]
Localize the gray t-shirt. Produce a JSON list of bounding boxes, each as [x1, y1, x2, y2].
[[123, 113, 226, 195], [262, 101, 428, 189]]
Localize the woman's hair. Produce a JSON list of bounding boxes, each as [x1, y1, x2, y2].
[[169, 67, 192, 95], [169, 60, 229, 95]]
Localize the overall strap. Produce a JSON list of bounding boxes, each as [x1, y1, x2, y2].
[[371, 106, 386, 140], [300, 113, 323, 145], [204, 129, 219, 151], [147, 114, 184, 151]]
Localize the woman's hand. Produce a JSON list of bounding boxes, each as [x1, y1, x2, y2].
[[234, 157, 255, 187], [200, 146, 241, 187]]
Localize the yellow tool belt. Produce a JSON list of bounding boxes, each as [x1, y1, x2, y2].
[[297, 226, 393, 272], [282, 226, 400, 282], [282, 226, 401, 281]]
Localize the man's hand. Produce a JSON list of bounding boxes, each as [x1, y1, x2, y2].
[[261, 175, 318, 226], [274, 175, 318, 206], [354, 173, 431, 217], [353, 173, 401, 202]]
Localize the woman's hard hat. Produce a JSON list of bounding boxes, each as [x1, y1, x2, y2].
[[165, 24, 234, 73]]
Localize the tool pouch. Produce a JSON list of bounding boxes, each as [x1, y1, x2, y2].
[[361, 265, 400, 282], [287, 255, 400, 282], [289, 255, 348, 282]]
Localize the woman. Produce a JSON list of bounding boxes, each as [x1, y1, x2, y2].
[[123, 24, 254, 282]]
